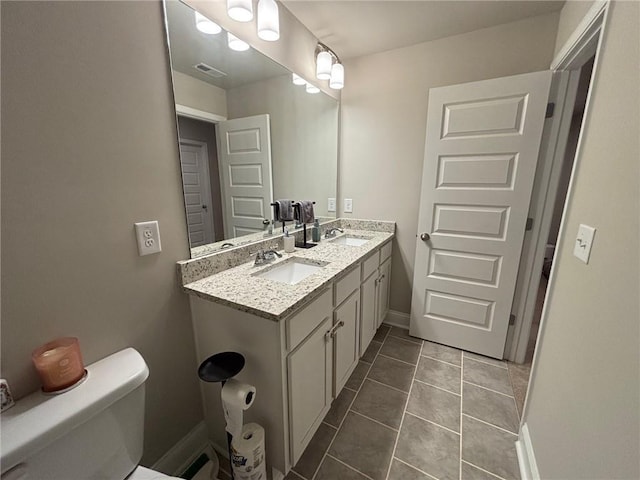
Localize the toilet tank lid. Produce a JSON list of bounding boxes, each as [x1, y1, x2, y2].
[[0, 348, 149, 471]]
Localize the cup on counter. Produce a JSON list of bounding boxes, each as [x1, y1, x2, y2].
[[32, 337, 85, 393]]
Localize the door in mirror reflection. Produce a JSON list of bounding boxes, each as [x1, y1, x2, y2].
[[217, 114, 273, 239]]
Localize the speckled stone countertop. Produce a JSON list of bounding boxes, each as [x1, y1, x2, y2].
[[183, 228, 394, 322]]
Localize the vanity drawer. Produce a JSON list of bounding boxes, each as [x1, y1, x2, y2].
[[361, 252, 379, 281], [334, 266, 360, 307], [380, 241, 392, 263], [286, 289, 333, 351]]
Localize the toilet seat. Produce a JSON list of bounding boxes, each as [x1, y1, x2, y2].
[[127, 465, 183, 480]]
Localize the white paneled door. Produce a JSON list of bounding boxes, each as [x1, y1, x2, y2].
[[179, 139, 214, 247], [217, 114, 274, 239], [410, 71, 552, 358]]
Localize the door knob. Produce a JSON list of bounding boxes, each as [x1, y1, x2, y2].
[[420, 233, 431, 242], [202, 204, 208, 210]]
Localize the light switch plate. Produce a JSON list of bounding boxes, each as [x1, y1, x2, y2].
[[573, 224, 596, 264], [328, 198, 336, 212], [135, 221, 162, 256], [344, 198, 353, 213]]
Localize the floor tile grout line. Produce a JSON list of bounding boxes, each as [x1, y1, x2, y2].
[[326, 453, 376, 480], [377, 352, 418, 366], [463, 380, 515, 398], [309, 333, 381, 480], [459, 352, 464, 480], [393, 456, 441, 480], [404, 411, 460, 436], [461, 413, 519, 436], [383, 337, 421, 480], [420, 353, 462, 369], [413, 377, 461, 397], [461, 460, 509, 480], [463, 355, 508, 370], [385, 333, 423, 346], [350, 409, 399, 433], [365, 376, 411, 395]]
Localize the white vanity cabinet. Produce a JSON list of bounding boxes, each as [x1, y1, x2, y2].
[[360, 240, 393, 351], [187, 234, 393, 477]]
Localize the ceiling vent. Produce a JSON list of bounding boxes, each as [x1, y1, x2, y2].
[[194, 63, 227, 78]]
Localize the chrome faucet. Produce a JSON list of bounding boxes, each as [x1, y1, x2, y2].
[[254, 248, 283, 266], [324, 227, 344, 239]]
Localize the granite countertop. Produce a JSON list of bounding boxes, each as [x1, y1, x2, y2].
[[183, 229, 394, 321]]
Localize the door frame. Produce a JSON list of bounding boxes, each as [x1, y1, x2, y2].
[[506, 1, 609, 362]]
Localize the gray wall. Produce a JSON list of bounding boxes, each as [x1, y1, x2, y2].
[[1, 1, 202, 465], [339, 12, 560, 314], [523, 1, 640, 477]]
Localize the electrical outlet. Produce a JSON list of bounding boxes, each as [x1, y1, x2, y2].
[[328, 198, 336, 212], [135, 221, 162, 256], [344, 198, 353, 213]]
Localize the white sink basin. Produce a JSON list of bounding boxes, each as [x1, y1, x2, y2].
[[329, 235, 371, 247], [254, 258, 326, 285]]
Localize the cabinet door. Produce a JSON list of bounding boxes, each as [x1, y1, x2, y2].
[[377, 259, 392, 328], [333, 290, 360, 394], [288, 316, 333, 465], [360, 272, 377, 354]]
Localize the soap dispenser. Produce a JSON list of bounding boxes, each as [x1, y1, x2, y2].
[[312, 219, 321, 243], [284, 228, 295, 253]]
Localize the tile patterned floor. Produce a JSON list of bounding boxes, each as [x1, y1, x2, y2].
[[285, 324, 523, 480]]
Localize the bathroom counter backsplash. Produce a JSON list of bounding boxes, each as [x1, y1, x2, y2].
[[179, 219, 395, 321]]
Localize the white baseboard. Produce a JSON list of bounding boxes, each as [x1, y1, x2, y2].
[[516, 423, 540, 480], [152, 421, 210, 476], [383, 309, 410, 329]]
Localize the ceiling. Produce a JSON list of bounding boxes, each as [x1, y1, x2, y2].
[[282, 1, 565, 60]]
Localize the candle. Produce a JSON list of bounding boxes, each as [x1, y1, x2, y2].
[[32, 337, 84, 392]]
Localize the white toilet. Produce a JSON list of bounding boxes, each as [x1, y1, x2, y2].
[[1, 348, 184, 480]]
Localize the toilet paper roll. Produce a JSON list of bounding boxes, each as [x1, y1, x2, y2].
[[231, 423, 266, 480], [221, 379, 256, 440]]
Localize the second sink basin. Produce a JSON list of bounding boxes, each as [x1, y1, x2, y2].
[[254, 257, 327, 285], [329, 235, 371, 247]]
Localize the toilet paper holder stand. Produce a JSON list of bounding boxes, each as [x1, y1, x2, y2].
[[198, 351, 247, 480]]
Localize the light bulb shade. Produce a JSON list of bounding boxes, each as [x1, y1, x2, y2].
[[227, 0, 253, 22], [228, 32, 250, 51], [257, 0, 280, 41], [292, 73, 306, 86], [316, 51, 332, 80], [195, 12, 222, 35], [306, 83, 320, 94], [329, 63, 344, 89]]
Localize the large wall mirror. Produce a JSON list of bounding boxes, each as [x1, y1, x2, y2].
[[164, 1, 339, 258]]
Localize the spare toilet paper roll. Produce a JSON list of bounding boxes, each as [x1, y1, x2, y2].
[[221, 379, 256, 440], [231, 423, 266, 480]]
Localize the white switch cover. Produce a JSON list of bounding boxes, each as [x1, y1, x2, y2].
[[135, 221, 162, 256], [344, 198, 353, 213], [328, 198, 336, 212], [573, 224, 596, 264]]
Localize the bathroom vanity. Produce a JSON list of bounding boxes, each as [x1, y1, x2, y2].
[[179, 220, 394, 477]]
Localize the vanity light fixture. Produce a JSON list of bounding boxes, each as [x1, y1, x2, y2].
[[227, 0, 253, 22], [316, 42, 345, 90], [305, 83, 320, 94], [195, 12, 222, 35], [257, 0, 280, 41], [228, 32, 250, 51], [329, 63, 344, 90], [316, 51, 332, 80], [292, 73, 306, 86]]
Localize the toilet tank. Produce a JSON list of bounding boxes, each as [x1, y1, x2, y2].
[[1, 348, 149, 480]]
